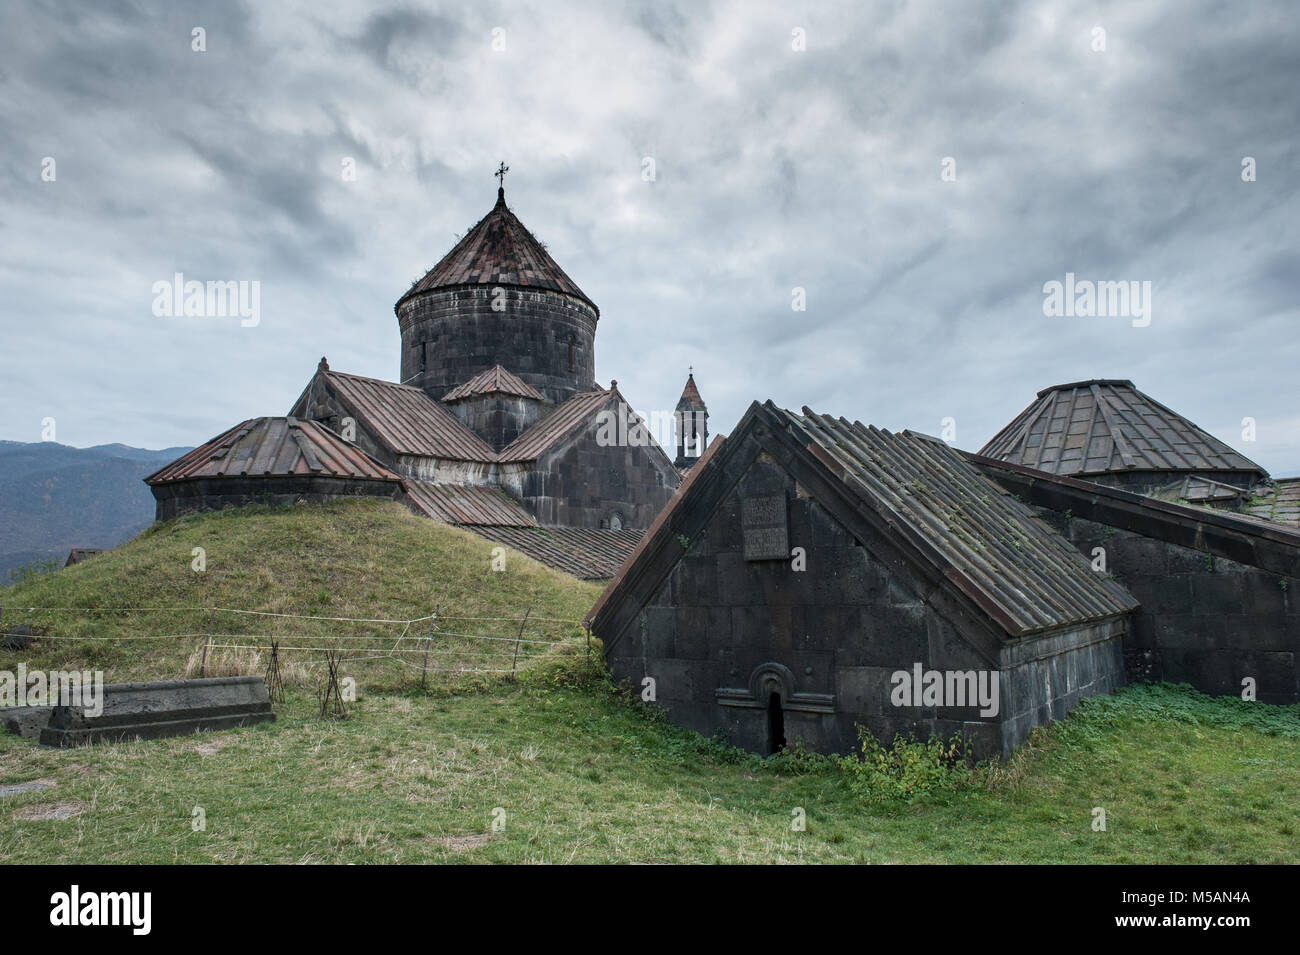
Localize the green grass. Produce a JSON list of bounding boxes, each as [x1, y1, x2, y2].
[[0, 499, 601, 687], [1, 679, 1297, 863], [1, 500, 1298, 863]]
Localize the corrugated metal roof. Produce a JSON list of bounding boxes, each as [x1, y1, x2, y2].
[[145, 418, 402, 485], [969, 452, 1300, 574], [396, 188, 597, 313], [468, 525, 643, 580], [791, 409, 1137, 634], [980, 380, 1267, 479], [590, 402, 1136, 637], [497, 388, 614, 463], [403, 480, 537, 526], [321, 369, 497, 463], [441, 364, 545, 403]]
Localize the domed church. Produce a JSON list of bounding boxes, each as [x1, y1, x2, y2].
[[150, 170, 706, 579]]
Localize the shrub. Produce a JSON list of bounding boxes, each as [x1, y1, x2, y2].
[[8, 556, 61, 585], [839, 727, 973, 804]]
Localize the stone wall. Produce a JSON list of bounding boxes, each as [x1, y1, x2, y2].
[[152, 476, 403, 522], [398, 286, 598, 406], [999, 619, 1127, 752], [1033, 509, 1300, 703], [446, 393, 542, 451]]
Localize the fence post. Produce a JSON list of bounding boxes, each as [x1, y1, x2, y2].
[[511, 606, 532, 677], [200, 608, 215, 677], [421, 604, 437, 691]]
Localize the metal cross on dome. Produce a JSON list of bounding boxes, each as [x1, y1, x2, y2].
[[495, 162, 509, 187]]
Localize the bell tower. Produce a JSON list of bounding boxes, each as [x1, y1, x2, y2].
[[674, 369, 708, 469]]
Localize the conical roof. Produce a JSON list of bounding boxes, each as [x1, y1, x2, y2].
[[442, 364, 545, 403], [980, 379, 1267, 479], [676, 372, 705, 409], [396, 187, 596, 313]]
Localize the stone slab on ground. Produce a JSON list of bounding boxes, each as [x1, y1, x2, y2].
[[0, 779, 55, 798], [38, 675, 275, 747]]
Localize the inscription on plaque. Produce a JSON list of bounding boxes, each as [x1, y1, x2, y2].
[[742, 494, 789, 561]]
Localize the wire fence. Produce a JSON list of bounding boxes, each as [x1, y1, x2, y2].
[[0, 601, 592, 694]]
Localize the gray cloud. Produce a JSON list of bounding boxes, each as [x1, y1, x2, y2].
[[1, 0, 1298, 476]]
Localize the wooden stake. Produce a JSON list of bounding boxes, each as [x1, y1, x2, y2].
[[511, 606, 532, 676], [200, 608, 215, 677]]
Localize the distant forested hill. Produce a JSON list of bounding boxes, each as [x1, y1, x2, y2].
[[0, 440, 189, 581]]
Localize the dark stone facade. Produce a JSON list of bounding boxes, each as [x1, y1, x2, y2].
[[974, 456, 1300, 704], [598, 421, 1131, 760], [445, 392, 541, 452], [1034, 509, 1299, 703], [504, 405, 679, 530], [152, 475, 403, 522], [398, 286, 598, 407]]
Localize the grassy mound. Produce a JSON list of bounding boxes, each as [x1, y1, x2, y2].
[[0, 499, 601, 687]]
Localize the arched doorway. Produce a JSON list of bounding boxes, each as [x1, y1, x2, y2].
[[766, 691, 786, 755]]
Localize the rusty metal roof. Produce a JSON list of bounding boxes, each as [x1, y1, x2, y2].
[[403, 480, 537, 526], [497, 388, 615, 463], [442, 364, 545, 403], [396, 188, 597, 313], [980, 380, 1267, 479], [676, 372, 704, 409], [145, 417, 402, 485], [317, 368, 496, 463], [467, 525, 643, 580], [790, 409, 1138, 635]]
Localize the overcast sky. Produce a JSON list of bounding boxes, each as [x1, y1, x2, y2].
[[2, 0, 1298, 474]]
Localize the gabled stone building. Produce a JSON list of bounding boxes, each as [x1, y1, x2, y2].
[[588, 400, 1139, 759], [969, 451, 1300, 704]]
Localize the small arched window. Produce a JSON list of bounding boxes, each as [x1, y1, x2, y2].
[[568, 342, 575, 372]]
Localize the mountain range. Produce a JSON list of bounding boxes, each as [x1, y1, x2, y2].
[[0, 439, 190, 582]]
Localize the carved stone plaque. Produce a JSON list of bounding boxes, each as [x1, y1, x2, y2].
[[742, 493, 788, 561]]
